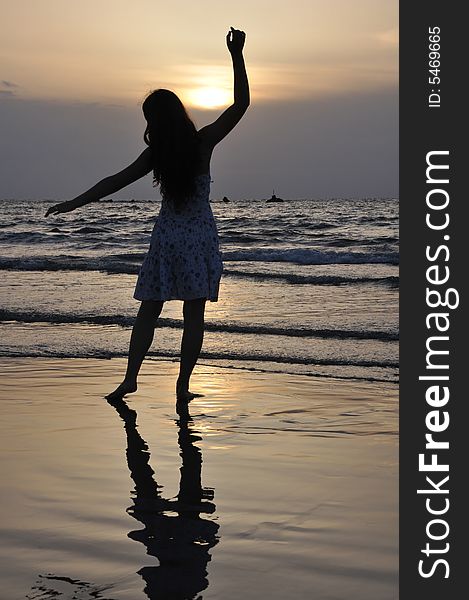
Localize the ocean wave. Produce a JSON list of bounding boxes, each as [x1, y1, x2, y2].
[[107, 251, 146, 261], [0, 309, 399, 341], [74, 226, 112, 234], [0, 247, 399, 275], [221, 248, 399, 265], [358, 215, 399, 224], [0, 255, 141, 274], [0, 348, 398, 383], [0, 231, 70, 242], [325, 236, 398, 248], [0, 345, 399, 369], [223, 269, 399, 287]]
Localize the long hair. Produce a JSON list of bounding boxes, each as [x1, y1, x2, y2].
[[142, 89, 199, 205]]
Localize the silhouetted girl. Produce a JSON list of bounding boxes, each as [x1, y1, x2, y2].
[[46, 28, 249, 402]]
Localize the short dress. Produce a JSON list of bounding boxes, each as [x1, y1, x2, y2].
[[133, 173, 223, 302]]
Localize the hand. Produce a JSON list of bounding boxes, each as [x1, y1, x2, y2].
[[45, 199, 80, 217], [226, 26, 246, 56]]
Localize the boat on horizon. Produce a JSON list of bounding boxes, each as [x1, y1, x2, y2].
[[266, 190, 284, 202]]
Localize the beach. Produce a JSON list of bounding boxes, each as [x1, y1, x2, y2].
[[0, 356, 397, 599], [0, 4, 401, 595], [0, 192, 398, 597]]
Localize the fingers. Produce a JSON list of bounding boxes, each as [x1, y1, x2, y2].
[[45, 204, 63, 217], [229, 26, 245, 36], [46, 205, 58, 217], [227, 27, 246, 52], [227, 26, 246, 38]]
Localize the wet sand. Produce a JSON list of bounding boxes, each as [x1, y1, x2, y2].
[[0, 357, 397, 599]]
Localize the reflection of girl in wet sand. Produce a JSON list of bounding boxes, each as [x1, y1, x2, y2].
[[107, 396, 219, 600], [45, 28, 249, 404]]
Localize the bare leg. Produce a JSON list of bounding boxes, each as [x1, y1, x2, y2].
[[176, 298, 206, 402], [106, 300, 163, 400]]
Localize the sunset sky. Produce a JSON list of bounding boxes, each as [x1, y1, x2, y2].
[[0, 0, 398, 199]]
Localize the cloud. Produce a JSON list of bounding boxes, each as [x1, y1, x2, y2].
[[1, 80, 19, 88], [0, 80, 20, 98]]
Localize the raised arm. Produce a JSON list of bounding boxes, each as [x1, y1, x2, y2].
[[45, 147, 153, 216], [198, 27, 250, 149]]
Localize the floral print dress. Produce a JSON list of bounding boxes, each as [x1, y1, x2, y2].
[[133, 173, 223, 302]]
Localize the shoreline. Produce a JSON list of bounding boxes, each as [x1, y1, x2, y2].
[[0, 355, 399, 410], [0, 351, 399, 384]]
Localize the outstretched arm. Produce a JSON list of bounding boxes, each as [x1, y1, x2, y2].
[[198, 27, 250, 149], [45, 147, 153, 216]]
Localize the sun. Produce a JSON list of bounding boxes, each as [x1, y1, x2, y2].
[[186, 87, 231, 109]]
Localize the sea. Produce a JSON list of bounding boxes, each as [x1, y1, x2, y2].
[[0, 193, 398, 384]]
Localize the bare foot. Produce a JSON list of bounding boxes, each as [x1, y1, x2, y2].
[[176, 390, 197, 402], [105, 380, 137, 401], [176, 382, 204, 403]]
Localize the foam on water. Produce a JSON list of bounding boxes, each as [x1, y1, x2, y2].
[[0, 197, 399, 383]]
